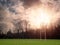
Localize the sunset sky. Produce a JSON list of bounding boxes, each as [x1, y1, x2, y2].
[[0, 0, 60, 39]]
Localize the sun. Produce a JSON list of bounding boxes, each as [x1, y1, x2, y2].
[[25, 6, 51, 29], [23, 5, 58, 30]]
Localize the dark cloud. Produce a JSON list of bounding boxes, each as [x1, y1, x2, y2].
[[0, 0, 19, 7], [21, 0, 41, 8]]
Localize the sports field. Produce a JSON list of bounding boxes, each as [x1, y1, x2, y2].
[[0, 39, 60, 45]]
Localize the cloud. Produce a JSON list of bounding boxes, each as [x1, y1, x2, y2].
[[21, 0, 41, 8], [0, 0, 60, 33]]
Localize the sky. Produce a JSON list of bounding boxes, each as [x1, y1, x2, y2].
[[0, 0, 60, 34], [0, 0, 60, 19]]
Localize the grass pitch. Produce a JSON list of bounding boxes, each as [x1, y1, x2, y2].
[[0, 39, 60, 45]]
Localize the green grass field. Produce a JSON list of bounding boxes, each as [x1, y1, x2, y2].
[[0, 39, 60, 45]]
